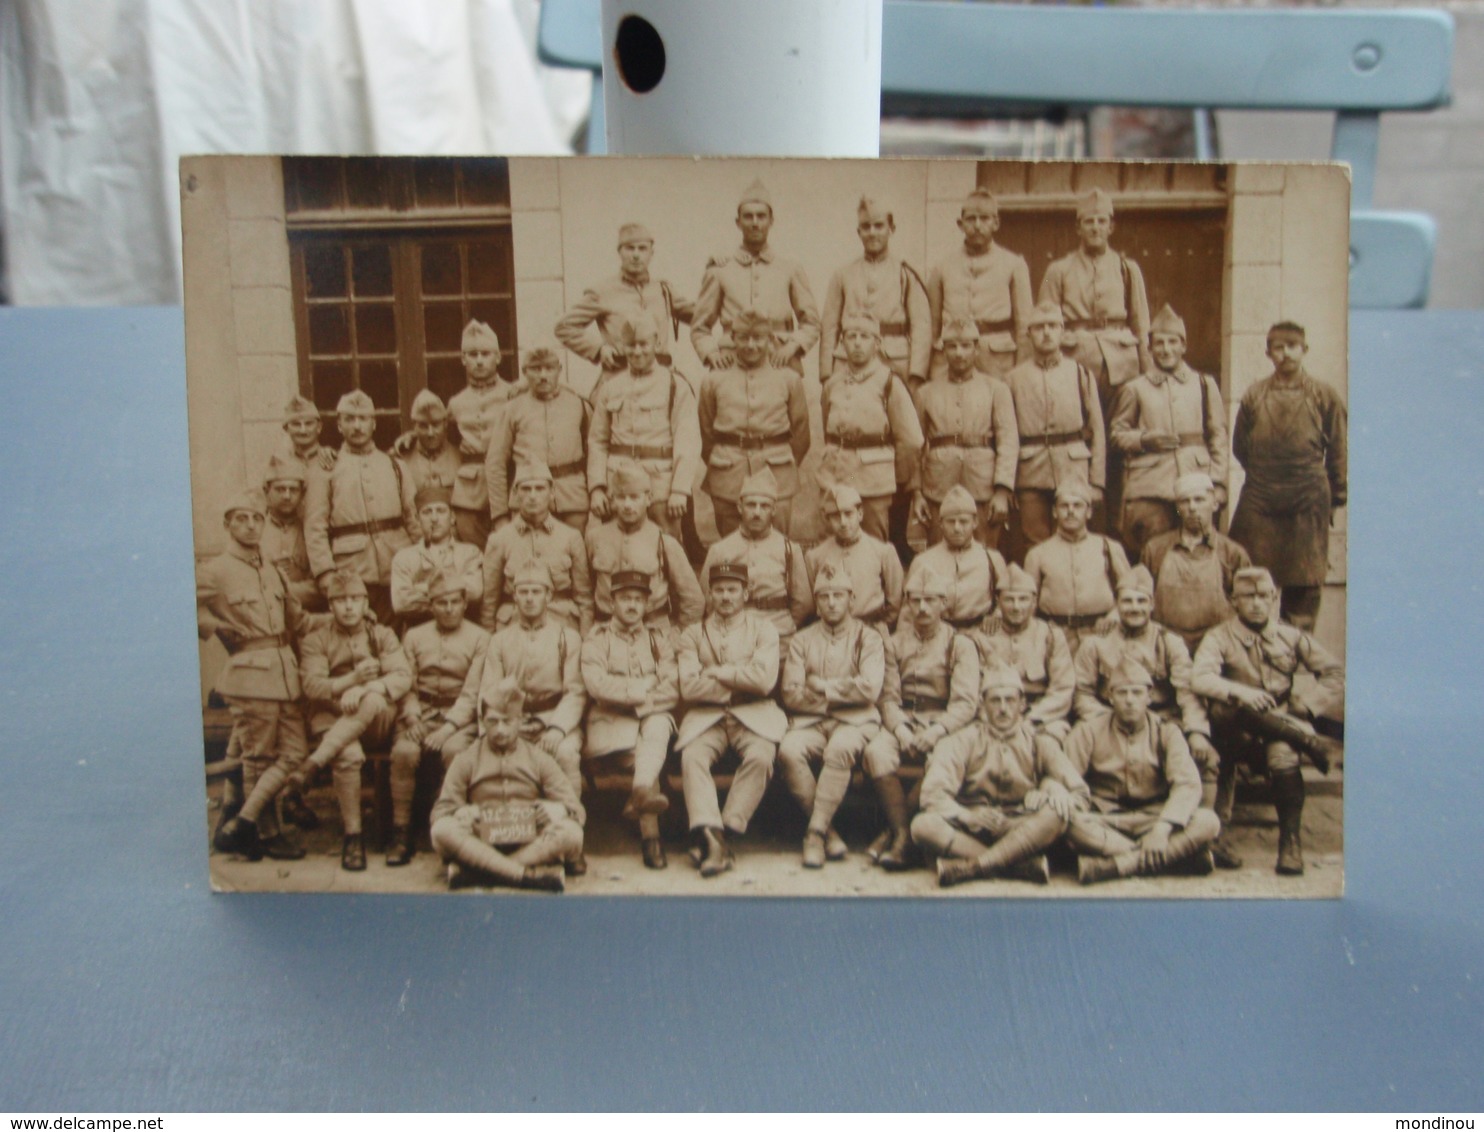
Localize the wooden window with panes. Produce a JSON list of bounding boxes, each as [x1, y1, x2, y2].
[[285, 157, 517, 450]]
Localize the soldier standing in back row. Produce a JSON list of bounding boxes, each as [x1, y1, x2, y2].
[[487, 344, 591, 532], [277, 394, 336, 481], [691, 179, 820, 377], [398, 390, 461, 523], [927, 186, 1033, 383], [555, 222, 694, 380], [445, 319, 524, 550]]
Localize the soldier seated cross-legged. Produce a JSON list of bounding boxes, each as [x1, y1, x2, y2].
[[914, 664, 1086, 888], [580, 570, 680, 870], [430, 680, 585, 894]]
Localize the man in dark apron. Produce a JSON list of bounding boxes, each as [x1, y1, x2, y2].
[[1228, 322, 1347, 632]]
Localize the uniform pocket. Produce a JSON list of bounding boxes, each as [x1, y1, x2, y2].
[[709, 451, 738, 469], [764, 452, 794, 468], [456, 465, 481, 482], [332, 532, 369, 555], [1066, 441, 1092, 460], [858, 448, 895, 466]]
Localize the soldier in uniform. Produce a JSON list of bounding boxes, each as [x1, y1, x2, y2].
[[915, 664, 1086, 887], [926, 186, 1033, 383], [805, 484, 904, 636], [222, 569, 412, 872], [277, 393, 336, 479], [482, 461, 593, 635], [445, 319, 525, 550], [1192, 567, 1345, 875], [199, 490, 311, 862], [1004, 301, 1106, 558], [778, 565, 910, 870], [970, 563, 1075, 742], [1141, 472, 1252, 656], [555, 221, 694, 379], [389, 483, 484, 629], [1227, 321, 1348, 632], [701, 467, 813, 644], [698, 306, 811, 538], [691, 179, 820, 377], [904, 486, 1009, 633], [487, 344, 591, 532], [1109, 304, 1229, 560], [1065, 659, 1220, 884], [303, 390, 416, 628], [385, 568, 490, 867], [586, 460, 705, 633], [581, 570, 681, 870], [587, 313, 701, 546], [912, 317, 1019, 549], [1039, 187, 1152, 531], [398, 390, 461, 523], [820, 195, 931, 389], [818, 312, 925, 543], [260, 453, 320, 610], [430, 680, 583, 893], [676, 562, 786, 877], [1023, 478, 1130, 655]]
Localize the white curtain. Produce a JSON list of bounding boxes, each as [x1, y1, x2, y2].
[[0, 0, 590, 304]]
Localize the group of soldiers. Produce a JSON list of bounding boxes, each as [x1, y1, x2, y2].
[[198, 179, 1347, 893]]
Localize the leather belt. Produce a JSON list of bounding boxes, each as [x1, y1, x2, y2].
[[713, 430, 791, 451], [548, 459, 585, 478], [1019, 430, 1085, 447], [523, 692, 563, 714], [728, 694, 772, 707], [899, 693, 949, 713], [751, 596, 791, 611], [975, 318, 1015, 335], [928, 435, 995, 450], [1176, 433, 1206, 448], [878, 321, 909, 337], [825, 433, 890, 450], [233, 632, 290, 654], [1066, 317, 1128, 332], [611, 444, 673, 460], [329, 516, 403, 538], [1044, 612, 1104, 630], [460, 453, 483, 466]]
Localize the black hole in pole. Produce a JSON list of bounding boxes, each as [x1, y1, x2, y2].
[[615, 15, 666, 94]]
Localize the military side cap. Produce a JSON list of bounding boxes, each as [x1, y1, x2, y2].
[[480, 678, 525, 718], [512, 461, 554, 488], [617, 222, 654, 246], [1001, 563, 1037, 596], [962, 186, 1000, 212], [938, 317, 980, 346], [813, 563, 853, 594], [323, 569, 368, 599], [1117, 564, 1156, 598], [523, 342, 562, 368], [462, 319, 500, 351], [1108, 658, 1154, 690], [739, 178, 772, 209], [1149, 303, 1187, 341], [607, 458, 651, 495], [731, 306, 774, 336], [336, 390, 376, 416], [223, 488, 267, 519], [619, 311, 660, 343], [1055, 478, 1094, 505], [905, 566, 949, 598], [1028, 300, 1065, 328], [511, 559, 554, 591], [410, 389, 448, 422], [262, 453, 305, 487], [282, 394, 320, 422], [427, 568, 465, 599], [1076, 187, 1115, 219], [739, 466, 779, 502], [1234, 566, 1276, 592], [939, 484, 978, 519], [1174, 472, 1216, 499], [710, 561, 749, 586], [415, 482, 453, 511], [981, 662, 1024, 693], [840, 311, 881, 337], [611, 569, 651, 596], [822, 484, 863, 515], [856, 195, 892, 222]]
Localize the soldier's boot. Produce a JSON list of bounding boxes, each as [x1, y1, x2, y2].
[[698, 827, 734, 878], [807, 763, 852, 864], [341, 833, 367, 872], [259, 831, 307, 861], [1076, 854, 1132, 885], [1209, 764, 1244, 869], [520, 865, 566, 894], [280, 789, 319, 831], [1272, 769, 1307, 876], [1139, 829, 1216, 878], [872, 774, 914, 872], [385, 826, 415, 867], [639, 815, 667, 870], [935, 833, 994, 888], [213, 815, 260, 856], [234, 762, 293, 828], [974, 809, 1064, 883], [865, 829, 893, 863], [213, 774, 243, 844], [622, 782, 670, 822], [801, 830, 827, 869]]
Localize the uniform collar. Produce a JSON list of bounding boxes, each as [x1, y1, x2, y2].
[[516, 514, 555, 534], [1232, 617, 1280, 648], [1177, 526, 1215, 552], [621, 269, 651, 287], [341, 440, 376, 457], [862, 248, 890, 265], [735, 245, 774, 265], [1148, 362, 1193, 387], [226, 541, 263, 567], [820, 617, 855, 640], [268, 513, 295, 530], [739, 524, 776, 543]]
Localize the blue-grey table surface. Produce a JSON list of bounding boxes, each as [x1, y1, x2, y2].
[[0, 307, 1480, 1112]]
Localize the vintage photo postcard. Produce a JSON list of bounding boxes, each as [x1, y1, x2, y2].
[[184, 155, 1347, 898]]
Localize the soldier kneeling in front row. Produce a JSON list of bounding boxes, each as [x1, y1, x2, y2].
[[431, 680, 585, 893]]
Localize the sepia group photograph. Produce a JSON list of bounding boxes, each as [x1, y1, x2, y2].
[[183, 154, 1348, 898]]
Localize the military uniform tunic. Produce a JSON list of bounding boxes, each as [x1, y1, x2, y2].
[[1024, 532, 1130, 626], [927, 243, 1034, 378], [399, 619, 490, 723], [580, 620, 680, 758], [880, 623, 981, 741], [1004, 355, 1107, 494], [399, 442, 461, 509], [914, 368, 1019, 505], [818, 358, 925, 502], [303, 446, 415, 585], [820, 254, 931, 382], [698, 362, 810, 505], [586, 519, 704, 629], [481, 514, 593, 634], [486, 387, 591, 522], [389, 538, 484, 621], [701, 528, 813, 640], [1074, 624, 1208, 737], [1191, 616, 1345, 716], [920, 719, 1086, 819], [588, 366, 702, 512], [1110, 364, 1229, 502], [447, 377, 526, 543], [299, 620, 412, 735], [260, 513, 318, 608], [971, 618, 1075, 739], [197, 544, 304, 703], [555, 270, 692, 369], [905, 541, 1009, 629], [691, 245, 820, 372], [1038, 249, 1151, 389], [805, 533, 904, 627], [779, 618, 897, 783]]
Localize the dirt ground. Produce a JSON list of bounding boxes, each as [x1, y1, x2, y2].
[[207, 768, 1342, 900]]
